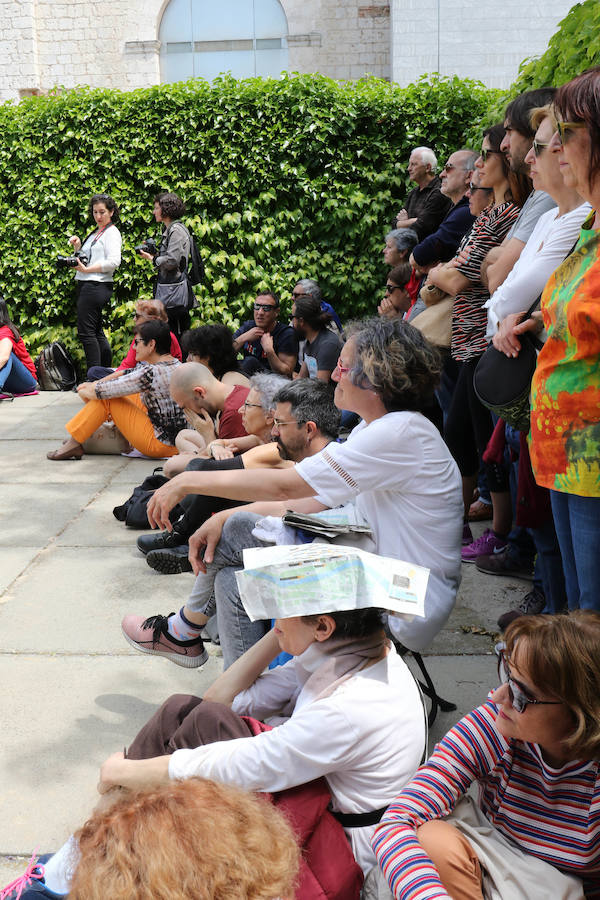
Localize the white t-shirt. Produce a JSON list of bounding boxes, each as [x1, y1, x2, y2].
[[169, 643, 426, 874], [485, 202, 592, 339], [75, 225, 122, 283], [294, 412, 463, 651]]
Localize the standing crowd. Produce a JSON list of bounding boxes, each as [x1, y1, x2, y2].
[[2, 67, 600, 900]]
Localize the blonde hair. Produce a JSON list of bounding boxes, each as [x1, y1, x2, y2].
[[529, 104, 557, 132], [69, 778, 300, 900], [505, 611, 600, 759], [135, 298, 168, 323]]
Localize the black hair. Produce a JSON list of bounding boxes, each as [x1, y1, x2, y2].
[[272, 378, 340, 441], [387, 262, 412, 288], [136, 319, 171, 355], [482, 123, 529, 207], [0, 295, 20, 341], [88, 193, 119, 223], [302, 608, 385, 639], [255, 291, 280, 308], [293, 294, 332, 331], [154, 192, 186, 220], [504, 87, 557, 139], [181, 324, 241, 380]]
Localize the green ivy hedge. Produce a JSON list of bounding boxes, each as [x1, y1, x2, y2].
[[0, 73, 496, 366]]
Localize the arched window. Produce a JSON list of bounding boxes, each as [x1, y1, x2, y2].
[[159, 0, 289, 83]]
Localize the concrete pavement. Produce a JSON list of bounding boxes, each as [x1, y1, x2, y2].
[[0, 392, 530, 885]]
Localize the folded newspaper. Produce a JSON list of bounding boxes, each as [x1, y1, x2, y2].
[[236, 543, 429, 622], [282, 506, 373, 539]]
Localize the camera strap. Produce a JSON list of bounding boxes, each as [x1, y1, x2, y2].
[[81, 223, 113, 251]]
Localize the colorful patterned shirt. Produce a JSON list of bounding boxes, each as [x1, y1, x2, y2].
[[372, 700, 600, 899], [530, 212, 600, 496]]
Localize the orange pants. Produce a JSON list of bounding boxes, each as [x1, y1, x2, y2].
[[66, 394, 178, 458], [417, 819, 484, 900]]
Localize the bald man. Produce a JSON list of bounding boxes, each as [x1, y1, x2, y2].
[[166, 362, 249, 477]]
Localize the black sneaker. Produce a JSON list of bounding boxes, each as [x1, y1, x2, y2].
[[497, 587, 546, 631], [137, 528, 188, 555], [146, 546, 192, 574], [476, 548, 534, 581]]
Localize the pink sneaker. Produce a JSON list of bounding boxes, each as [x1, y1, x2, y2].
[[461, 528, 507, 563], [121, 613, 208, 668]]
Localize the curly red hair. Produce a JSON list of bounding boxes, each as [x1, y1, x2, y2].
[[69, 778, 300, 900]]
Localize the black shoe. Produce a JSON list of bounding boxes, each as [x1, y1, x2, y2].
[[137, 528, 188, 555], [497, 587, 546, 631], [146, 546, 192, 574]]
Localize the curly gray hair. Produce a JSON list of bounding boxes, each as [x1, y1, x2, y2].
[[248, 372, 289, 413]]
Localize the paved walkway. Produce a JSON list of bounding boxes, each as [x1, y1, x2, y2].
[[0, 392, 529, 884]]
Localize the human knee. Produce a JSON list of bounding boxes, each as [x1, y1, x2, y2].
[[417, 819, 482, 887]]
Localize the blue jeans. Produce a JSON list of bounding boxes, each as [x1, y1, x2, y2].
[[550, 490, 600, 611], [187, 511, 270, 668], [0, 352, 38, 393]]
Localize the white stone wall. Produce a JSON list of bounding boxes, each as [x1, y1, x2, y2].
[[390, 0, 575, 89]]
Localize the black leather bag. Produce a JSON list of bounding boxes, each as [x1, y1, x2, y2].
[[473, 334, 540, 432]]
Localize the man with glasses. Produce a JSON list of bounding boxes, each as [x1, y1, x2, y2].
[[483, 88, 558, 294], [395, 147, 452, 241], [409, 149, 478, 273], [232, 291, 297, 378]]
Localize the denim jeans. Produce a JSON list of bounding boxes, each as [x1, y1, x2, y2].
[[529, 518, 567, 614], [550, 490, 600, 611], [0, 352, 38, 393], [187, 511, 270, 668]]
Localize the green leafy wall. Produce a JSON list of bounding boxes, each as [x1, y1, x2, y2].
[[0, 73, 495, 365]]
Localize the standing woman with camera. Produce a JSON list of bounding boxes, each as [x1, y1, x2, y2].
[[138, 192, 192, 340], [68, 193, 122, 375]]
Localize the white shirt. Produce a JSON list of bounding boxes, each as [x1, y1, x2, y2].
[[169, 643, 426, 873], [75, 224, 122, 283], [485, 202, 591, 339], [294, 412, 463, 651]]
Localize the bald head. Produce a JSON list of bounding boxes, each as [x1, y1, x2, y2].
[[170, 361, 220, 414]]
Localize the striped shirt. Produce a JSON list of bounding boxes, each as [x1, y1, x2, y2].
[[451, 201, 520, 362], [373, 700, 600, 899], [95, 359, 187, 445]]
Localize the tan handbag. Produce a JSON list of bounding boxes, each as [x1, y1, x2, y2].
[[411, 295, 454, 348], [82, 421, 132, 455]]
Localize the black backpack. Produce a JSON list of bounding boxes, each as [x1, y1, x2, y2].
[[35, 342, 77, 391], [186, 226, 205, 287], [113, 471, 185, 529]]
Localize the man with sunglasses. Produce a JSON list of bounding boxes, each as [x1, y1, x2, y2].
[[483, 88, 558, 294], [232, 291, 297, 378], [410, 149, 478, 273]]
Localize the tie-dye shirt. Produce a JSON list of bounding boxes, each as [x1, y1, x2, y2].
[[530, 211, 600, 497]]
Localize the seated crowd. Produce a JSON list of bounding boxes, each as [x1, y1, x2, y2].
[[5, 67, 600, 900]]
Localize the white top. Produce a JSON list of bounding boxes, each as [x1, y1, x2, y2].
[[169, 643, 426, 874], [294, 412, 463, 651], [75, 224, 122, 282], [485, 202, 591, 338]]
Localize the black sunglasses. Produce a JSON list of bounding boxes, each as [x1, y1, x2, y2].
[[480, 148, 501, 162]]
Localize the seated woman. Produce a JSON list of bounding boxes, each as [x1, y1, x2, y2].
[[373, 611, 600, 899], [182, 323, 249, 387], [3, 779, 299, 900], [46, 320, 186, 460], [378, 262, 414, 320], [0, 296, 38, 398], [86, 298, 182, 382]]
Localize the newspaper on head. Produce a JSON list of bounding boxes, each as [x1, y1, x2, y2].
[[236, 543, 429, 622]]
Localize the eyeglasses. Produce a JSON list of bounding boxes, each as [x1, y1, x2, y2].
[[556, 120, 586, 145], [272, 417, 298, 428], [480, 148, 501, 162], [243, 400, 263, 410], [254, 303, 277, 312], [335, 357, 351, 375], [442, 162, 456, 173], [532, 139, 550, 157], [385, 283, 403, 293], [469, 182, 493, 193], [496, 643, 563, 714]]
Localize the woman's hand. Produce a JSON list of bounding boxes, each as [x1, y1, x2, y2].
[[492, 311, 541, 357], [184, 408, 217, 443], [98, 752, 170, 794], [74, 258, 89, 273], [189, 512, 227, 575], [138, 250, 154, 261], [77, 382, 97, 401], [68, 235, 81, 251], [208, 441, 235, 460]]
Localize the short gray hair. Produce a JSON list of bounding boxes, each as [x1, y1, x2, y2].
[[412, 146, 437, 172], [294, 279, 322, 302], [385, 228, 419, 254], [248, 373, 289, 412]]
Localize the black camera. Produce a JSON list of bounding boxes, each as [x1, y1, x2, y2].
[[56, 250, 89, 269], [135, 238, 158, 256]]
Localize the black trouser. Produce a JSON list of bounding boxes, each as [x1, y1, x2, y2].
[[444, 357, 509, 492], [166, 307, 190, 339], [177, 455, 247, 538], [76, 280, 113, 370]]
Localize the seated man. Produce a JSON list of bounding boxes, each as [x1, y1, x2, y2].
[[395, 147, 452, 241], [232, 291, 297, 377], [163, 361, 250, 477], [124, 318, 463, 667], [292, 294, 342, 382], [410, 149, 477, 270], [134, 378, 340, 575]]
